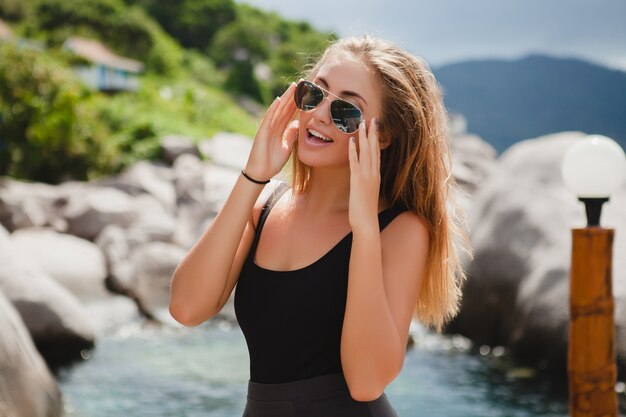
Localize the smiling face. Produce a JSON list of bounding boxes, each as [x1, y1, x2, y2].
[[296, 50, 383, 168]]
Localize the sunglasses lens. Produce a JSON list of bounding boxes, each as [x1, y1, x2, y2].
[[330, 100, 362, 133], [295, 81, 324, 110]]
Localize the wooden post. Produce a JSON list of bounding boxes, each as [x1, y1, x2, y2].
[[569, 227, 619, 417]]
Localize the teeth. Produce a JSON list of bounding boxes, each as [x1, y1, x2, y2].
[[309, 129, 333, 142]]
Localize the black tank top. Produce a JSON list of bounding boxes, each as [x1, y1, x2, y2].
[[234, 182, 409, 383]]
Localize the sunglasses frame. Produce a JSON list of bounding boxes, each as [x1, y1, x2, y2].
[[294, 80, 365, 135]]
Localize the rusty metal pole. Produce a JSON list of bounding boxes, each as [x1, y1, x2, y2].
[[568, 227, 619, 417]]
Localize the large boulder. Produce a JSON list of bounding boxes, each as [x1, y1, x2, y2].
[[54, 185, 138, 241], [10, 228, 109, 302], [0, 290, 63, 417], [126, 241, 187, 325], [0, 177, 66, 232], [446, 131, 626, 376], [123, 193, 177, 243], [93, 160, 177, 214], [95, 229, 187, 326], [450, 132, 498, 196], [159, 134, 200, 165], [0, 224, 96, 367], [0, 264, 96, 369], [172, 153, 206, 206], [198, 132, 252, 170]]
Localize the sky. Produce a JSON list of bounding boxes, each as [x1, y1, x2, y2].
[[238, 0, 626, 71]]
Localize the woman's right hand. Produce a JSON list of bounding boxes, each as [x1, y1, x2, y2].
[[243, 82, 299, 182]]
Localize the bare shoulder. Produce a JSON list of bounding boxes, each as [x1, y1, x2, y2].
[[382, 210, 430, 252], [250, 179, 290, 230]]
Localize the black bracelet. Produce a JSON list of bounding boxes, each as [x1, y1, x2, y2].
[[241, 169, 270, 184]]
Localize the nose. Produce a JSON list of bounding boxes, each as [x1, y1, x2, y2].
[[310, 95, 333, 127]]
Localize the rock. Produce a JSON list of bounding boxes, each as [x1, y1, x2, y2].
[[172, 153, 206, 205], [172, 202, 216, 250], [55, 186, 138, 240], [126, 241, 187, 325], [0, 177, 67, 232], [160, 134, 200, 165], [94, 225, 164, 323], [124, 193, 177, 243], [198, 132, 252, 170], [10, 228, 110, 302], [203, 162, 243, 210], [445, 131, 626, 375], [82, 295, 142, 338], [0, 263, 96, 369], [93, 160, 177, 214], [450, 133, 498, 196], [0, 289, 63, 417], [0, 225, 95, 366], [0, 222, 12, 265], [117, 161, 177, 213], [129, 241, 187, 324]]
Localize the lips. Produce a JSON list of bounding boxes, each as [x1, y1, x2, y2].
[[307, 128, 334, 142]]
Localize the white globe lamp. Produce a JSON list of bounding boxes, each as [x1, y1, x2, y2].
[[561, 135, 626, 226]]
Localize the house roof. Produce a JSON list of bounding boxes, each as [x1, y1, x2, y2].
[[0, 19, 12, 40], [63, 36, 144, 73]]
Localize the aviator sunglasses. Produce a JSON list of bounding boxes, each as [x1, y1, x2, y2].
[[294, 80, 364, 134]]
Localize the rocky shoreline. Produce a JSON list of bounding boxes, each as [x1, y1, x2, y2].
[[1, 127, 624, 416]]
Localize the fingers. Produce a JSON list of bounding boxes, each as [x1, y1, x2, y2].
[[271, 82, 297, 128], [348, 136, 358, 173], [281, 119, 299, 150], [369, 118, 380, 173], [276, 97, 297, 134], [357, 120, 369, 174]]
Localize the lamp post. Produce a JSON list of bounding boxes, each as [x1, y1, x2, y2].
[[561, 134, 626, 417]]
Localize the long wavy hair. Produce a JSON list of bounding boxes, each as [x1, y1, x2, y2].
[[284, 35, 473, 334]]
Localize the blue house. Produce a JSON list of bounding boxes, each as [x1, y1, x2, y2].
[[63, 36, 144, 92]]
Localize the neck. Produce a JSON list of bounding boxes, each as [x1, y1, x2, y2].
[[294, 165, 388, 215], [297, 165, 351, 215]]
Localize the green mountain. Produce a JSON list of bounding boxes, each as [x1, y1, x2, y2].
[[434, 55, 626, 154]]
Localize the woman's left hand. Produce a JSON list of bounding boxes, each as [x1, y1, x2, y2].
[[348, 118, 381, 233]]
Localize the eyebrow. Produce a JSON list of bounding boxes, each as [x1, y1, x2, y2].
[[316, 76, 368, 106]]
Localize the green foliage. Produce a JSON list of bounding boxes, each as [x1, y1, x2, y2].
[[0, 0, 27, 21], [0, 43, 118, 183], [124, 0, 236, 51], [89, 75, 258, 165], [27, 0, 181, 74], [208, 4, 335, 102], [180, 49, 223, 86], [0, 0, 335, 183]]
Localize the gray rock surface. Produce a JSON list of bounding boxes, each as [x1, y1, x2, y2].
[[0, 177, 66, 232], [446, 131, 626, 374], [0, 290, 63, 417], [10, 228, 109, 301], [128, 241, 188, 325], [0, 224, 95, 366], [198, 132, 252, 170], [56, 185, 138, 240], [160, 134, 200, 165]]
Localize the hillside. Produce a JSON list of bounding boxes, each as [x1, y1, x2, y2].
[[434, 55, 626, 154], [0, 0, 334, 183]]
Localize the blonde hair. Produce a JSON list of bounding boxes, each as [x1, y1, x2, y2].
[[284, 35, 473, 334]]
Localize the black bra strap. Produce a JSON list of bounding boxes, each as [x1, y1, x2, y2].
[[250, 181, 290, 255]]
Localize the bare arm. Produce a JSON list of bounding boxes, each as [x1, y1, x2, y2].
[[169, 174, 270, 326], [169, 82, 299, 327]]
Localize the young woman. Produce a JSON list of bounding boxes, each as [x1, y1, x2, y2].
[[170, 35, 472, 417]]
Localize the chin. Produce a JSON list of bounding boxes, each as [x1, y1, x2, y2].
[[296, 151, 348, 169]]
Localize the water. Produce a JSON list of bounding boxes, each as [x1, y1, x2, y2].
[[55, 319, 623, 417]]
